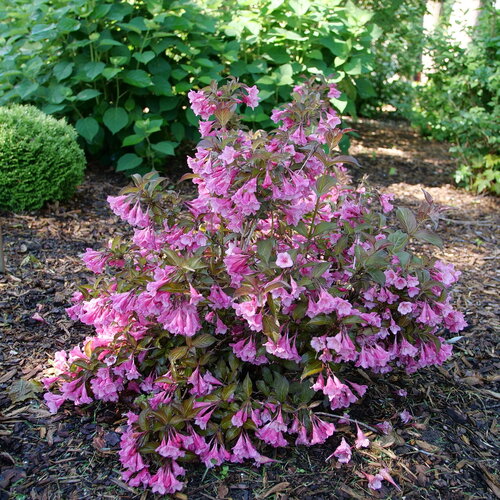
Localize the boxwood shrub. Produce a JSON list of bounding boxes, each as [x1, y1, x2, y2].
[[0, 105, 85, 211]]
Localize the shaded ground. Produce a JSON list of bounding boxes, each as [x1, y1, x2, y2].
[[0, 120, 499, 500]]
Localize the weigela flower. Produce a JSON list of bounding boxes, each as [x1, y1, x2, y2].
[[44, 78, 466, 495]]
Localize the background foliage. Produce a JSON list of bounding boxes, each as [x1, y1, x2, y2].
[[0, 0, 498, 193], [0, 0, 376, 174], [411, 4, 500, 194]]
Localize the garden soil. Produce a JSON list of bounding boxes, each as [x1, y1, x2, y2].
[[0, 119, 498, 500]]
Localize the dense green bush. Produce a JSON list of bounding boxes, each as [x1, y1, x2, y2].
[[357, 0, 427, 117], [0, 0, 376, 174], [0, 105, 85, 211], [411, 4, 499, 194]]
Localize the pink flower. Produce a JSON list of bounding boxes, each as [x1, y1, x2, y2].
[[107, 194, 131, 218], [201, 439, 231, 468], [328, 83, 341, 99], [263, 330, 301, 362], [44, 392, 65, 413], [90, 367, 123, 402], [188, 366, 223, 397], [149, 461, 185, 495], [233, 296, 263, 332], [400, 410, 412, 423], [162, 303, 201, 337], [310, 415, 336, 445], [328, 437, 352, 463], [155, 432, 185, 459], [355, 424, 370, 448], [188, 90, 215, 119], [417, 303, 440, 327], [230, 336, 268, 365], [398, 301, 413, 315], [81, 248, 108, 274], [209, 285, 233, 309], [231, 432, 274, 465], [60, 378, 93, 405], [364, 472, 384, 490], [219, 146, 238, 165], [276, 251, 293, 268], [242, 85, 259, 108], [380, 193, 395, 213]]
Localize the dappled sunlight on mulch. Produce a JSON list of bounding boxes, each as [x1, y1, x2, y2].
[[1, 122, 498, 499]]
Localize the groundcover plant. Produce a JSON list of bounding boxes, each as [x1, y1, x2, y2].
[[43, 78, 467, 494]]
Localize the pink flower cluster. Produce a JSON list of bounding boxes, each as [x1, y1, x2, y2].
[[43, 78, 466, 494]]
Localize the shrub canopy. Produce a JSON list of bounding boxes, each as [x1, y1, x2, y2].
[[0, 104, 85, 211], [44, 80, 466, 495]]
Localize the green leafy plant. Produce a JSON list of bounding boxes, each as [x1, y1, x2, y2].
[[0, 0, 377, 173], [410, 3, 499, 193], [43, 79, 466, 495], [0, 104, 85, 211], [212, 0, 378, 121], [454, 154, 500, 195], [356, 0, 427, 117], [0, 0, 224, 174]]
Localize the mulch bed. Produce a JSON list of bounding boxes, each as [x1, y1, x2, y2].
[[1, 120, 498, 500]]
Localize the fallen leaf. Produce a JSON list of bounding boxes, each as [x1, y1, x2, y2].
[[217, 482, 229, 499], [8, 379, 42, 403], [258, 482, 290, 499], [415, 440, 440, 453]]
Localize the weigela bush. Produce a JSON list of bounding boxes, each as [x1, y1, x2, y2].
[[44, 78, 466, 495]]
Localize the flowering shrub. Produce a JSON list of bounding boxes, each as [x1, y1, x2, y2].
[[44, 78, 466, 494]]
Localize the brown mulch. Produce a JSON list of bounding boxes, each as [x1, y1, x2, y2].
[[0, 120, 499, 500]]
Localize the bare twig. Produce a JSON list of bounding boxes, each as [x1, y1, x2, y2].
[[315, 412, 380, 433], [441, 217, 496, 226]]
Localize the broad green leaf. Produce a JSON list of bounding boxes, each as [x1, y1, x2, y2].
[[343, 57, 363, 75], [57, 18, 80, 33], [76, 117, 99, 142], [275, 64, 294, 86], [274, 373, 289, 402], [368, 270, 386, 285], [315, 174, 337, 195], [289, 0, 311, 16], [356, 77, 376, 98], [102, 67, 122, 80], [300, 359, 323, 380], [117, 153, 143, 172], [262, 46, 290, 64], [243, 374, 252, 399], [75, 89, 101, 101], [133, 51, 155, 64], [84, 61, 105, 80], [98, 38, 124, 48], [257, 238, 275, 264], [388, 230, 408, 251], [151, 141, 177, 155], [122, 134, 144, 147], [103, 107, 128, 134], [53, 62, 73, 81], [310, 261, 331, 278], [122, 69, 152, 88], [16, 81, 38, 99], [192, 333, 216, 348], [414, 230, 443, 248]]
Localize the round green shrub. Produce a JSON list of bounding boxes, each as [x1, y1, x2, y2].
[[0, 105, 85, 211]]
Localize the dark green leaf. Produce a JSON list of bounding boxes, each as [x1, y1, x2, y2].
[[122, 69, 152, 88], [76, 117, 99, 142], [117, 153, 142, 172], [103, 107, 128, 134]]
